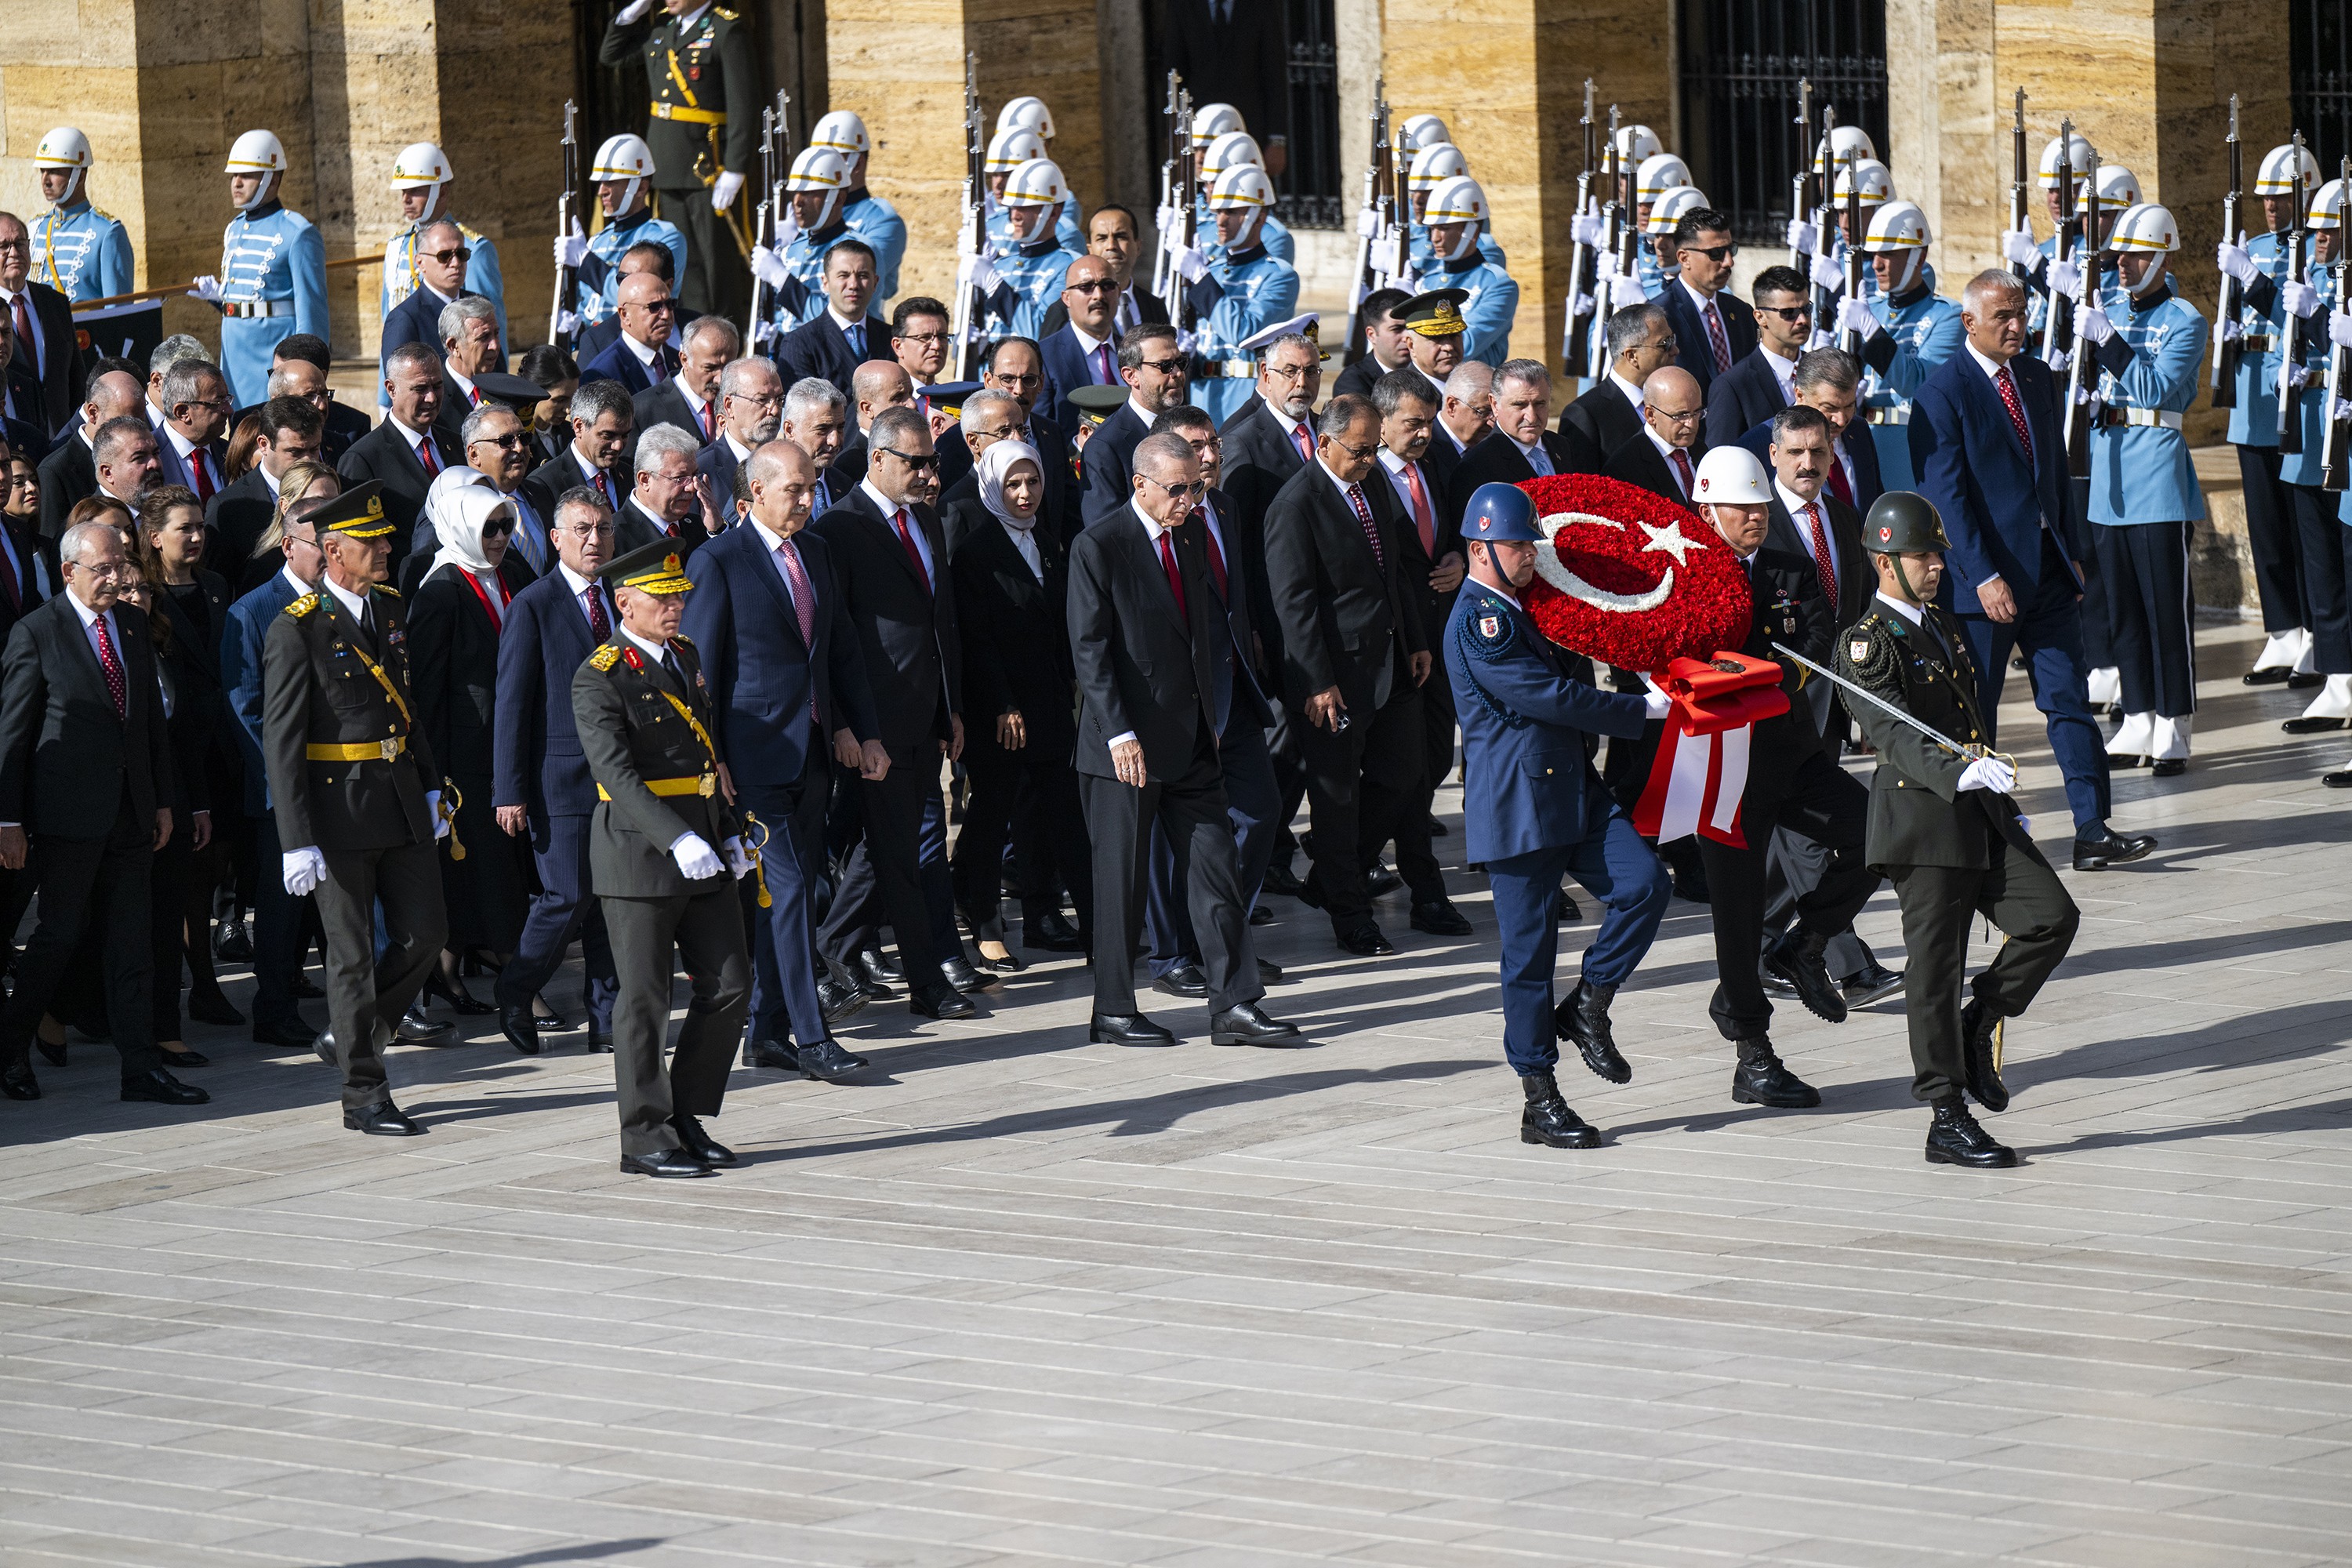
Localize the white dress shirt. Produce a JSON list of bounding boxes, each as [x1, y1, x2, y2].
[[859, 477, 935, 579], [1108, 497, 1189, 749], [1070, 323, 1117, 385], [1607, 369, 1646, 417], [1776, 478, 1841, 590], [321, 572, 372, 624], [1508, 433, 1555, 477], [162, 421, 218, 494], [557, 560, 611, 633], [1646, 428, 1694, 498]]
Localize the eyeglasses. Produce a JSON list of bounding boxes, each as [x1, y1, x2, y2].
[[1650, 407, 1703, 425], [1261, 363, 1316, 382], [558, 521, 617, 539], [894, 331, 948, 346], [1066, 278, 1118, 293], [421, 247, 471, 264], [1757, 303, 1813, 322], [1134, 358, 1187, 376], [471, 431, 532, 450], [1323, 436, 1381, 462], [1642, 336, 1679, 354], [729, 391, 785, 408], [972, 424, 1023, 442], [1140, 475, 1207, 500], [876, 447, 941, 473], [1682, 243, 1737, 263], [989, 372, 1043, 390]]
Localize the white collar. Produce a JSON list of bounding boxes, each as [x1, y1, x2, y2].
[[260, 464, 283, 498], [1646, 426, 1687, 464], [278, 563, 313, 597], [1507, 431, 1546, 460], [321, 573, 371, 622], [558, 561, 601, 597], [674, 375, 709, 412], [448, 366, 477, 399], [386, 413, 430, 448], [1127, 495, 1174, 543], [1125, 394, 1159, 428], [1775, 478, 1825, 517], [1069, 322, 1112, 357], [622, 332, 661, 368], [672, 2, 713, 31], [1608, 370, 1646, 413], [1762, 340, 1800, 370], [1965, 342, 2014, 382], [162, 423, 203, 459], [1264, 396, 1307, 438], [64, 590, 109, 631], [1376, 448, 1418, 477], [724, 430, 753, 460], [1679, 276, 1719, 313], [1875, 590, 1925, 626], [1318, 457, 1367, 504], [620, 623, 670, 662], [859, 476, 909, 520], [828, 306, 867, 336], [750, 515, 808, 555]]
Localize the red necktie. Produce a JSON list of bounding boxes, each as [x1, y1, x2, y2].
[[93, 612, 126, 718], [1704, 299, 1733, 374], [1994, 365, 2034, 467], [699, 398, 716, 441], [188, 448, 214, 504], [1345, 483, 1385, 569], [891, 506, 931, 593], [584, 586, 610, 642], [1668, 447, 1695, 499], [417, 435, 440, 477], [593, 469, 612, 509], [1824, 449, 1855, 507], [1400, 461, 1436, 555], [1200, 517, 1229, 600], [8, 293, 31, 368], [1801, 501, 1838, 605], [1156, 528, 1189, 623], [1289, 419, 1316, 467]]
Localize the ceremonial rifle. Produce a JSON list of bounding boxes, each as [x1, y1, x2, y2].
[[2061, 144, 2100, 479], [2210, 95, 2244, 407], [2278, 129, 2310, 455], [2010, 89, 2033, 289], [1835, 118, 1866, 354], [1584, 104, 1624, 382], [1788, 78, 1816, 274], [1344, 78, 1393, 364], [743, 96, 782, 344], [1152, 71, 1181, 299], [1163, 77, 1200, 334], [948, 54, 988, 380], [2040, 118, 2078, 365], [2324, 155, 2352, 492], [549, 100, 579, 351], [1563, 78, 1599, 378]]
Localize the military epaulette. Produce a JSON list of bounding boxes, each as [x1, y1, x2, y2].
[[669, 633, 694, 649], [1841, 614, 1900, 682], [91, 207, 117, 224], [589, 644, 622, 671], [372, 584, 401, 597], [284, 593, 319, 618], [713, 5, 739, 16]]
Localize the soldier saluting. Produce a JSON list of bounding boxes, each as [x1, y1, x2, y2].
[[1831, 492, 2079, 1170], [601, 0, 758, 319], [573, 540, 753, 1178]]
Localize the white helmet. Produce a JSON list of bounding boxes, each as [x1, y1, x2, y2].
[[390, 141, 453, 190], [1422, 175, 1489, 261], [1407, 143, 1469, 194], [1200, 131, 1264, 184], [2257, 142, 2321, 197], [1399, 114, 1451, 152], [1635, 152, 1693, 205], [1813, 124, 1877, 178], [1191, 102, 1245, 151], [2310, 178, 2348, 233], [225, 129, 287, 209], [1002, 157, 1068, 209], [1831, 158, 1893, 206], [1693, 445, 1773, 506], [809, 110, 870, 158], [1612, 124, 1664, 165], [2074, 163, 2140, 213], [2037, 132, 2097, 190], [591, 132, 656, 214], [985, 126, 1046, 176], [786, 146, 851, 229], [1206, 164, 1276, 214], [1644, 186, 1710, 237], [1864, 198, 1931, 252], [996, 96, 1055, 141], [34, 126, 92, 205], [2106, 201, 2180, 256]]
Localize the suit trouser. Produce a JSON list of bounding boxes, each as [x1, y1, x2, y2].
[[1483, 794, 1670, 1076], [602, 885, 750, 1156], [249, 809, 318, 1029], [2092, 521, 2197, 719], [1147, 716, 1274, 975], [955, 731, 1093, 942], [1080, 731, 1262, 1016], [1363, 682, 1443, 904], [1955, 535, 2112, 832], [1267, 710, 1308, 872], [312, 837, 445, 1112], [2291, 483, 2351, 674], [2234, 443, 2307, 634], [818, 760, 946, 982], [0, 805, 159, 1079], [1697, 749, 1877, 1042], [1762, 827, 1875, 981], [2070, 477, 2114, 669], [1885, 825, 2078, 1102], [495, 811, 618, 1031], [1294, 701, 1385, 931], [740, 742, 836, 1050]]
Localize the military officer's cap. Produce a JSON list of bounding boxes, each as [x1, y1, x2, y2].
[[1862, 491, 1951, 555], [1461, 483, 1544, 543], [470, 371, 549, 411], [1399, 289, 1470, 339], [1239, 313, 1330, 362], [303, 480, 395, 539], [917, 379, 983, 420], [603, 539, 696, 596], [1065, 384, 1130, 426]]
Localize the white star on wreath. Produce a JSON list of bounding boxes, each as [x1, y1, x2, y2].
[[1636, 518, 1704, 565]]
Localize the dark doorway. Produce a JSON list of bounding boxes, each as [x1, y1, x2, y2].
[[1679, 0, 1889, 242], [2294, 0, 2352, 180], [1143, 0, 1345, 230]]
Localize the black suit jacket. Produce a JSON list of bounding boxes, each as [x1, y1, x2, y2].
[[1037, 285, 1167, 343], [1332, 352, 1413, 402], [1065, 506, 1228, 779], [521, 445, 633, 529], [1077, 403, 1154, 528], [633, 376, 712, 446], [1160, 0, 1288, 140], [7, 282, 83, 440], [1195, 488, 1276, 728], [1600, 430, 1703, 508], [1766, 490, 1871, 632], [407, 561, 512, 786], [1445, 431, 1577, 524], [0, 517, 48, 647], [205, 466, 278, 577], [0, 592, 174, 837], [1556, 377, 1642, 473], [808, 486, 961, 760], [1377, 455, 1464, 675], [1731, 545, 1835, 770], [612, 495, 710, 561], [1657, 281, 1759, 404], [938, 416, 1079, 551], [579, 333, 673, 397], [949, 514, 1076, 753], [34, 430, 96, 542], [1261, 462, 1426, 716], [338, 418, 461, 560], [1705, 347, 1794, 448], [778, 311, 893, 397], [1217, 395, 1313, 532]]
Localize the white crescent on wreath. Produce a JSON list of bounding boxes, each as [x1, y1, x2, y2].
[[1532, 510, 1711, 614]]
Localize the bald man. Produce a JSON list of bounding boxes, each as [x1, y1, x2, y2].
[[1041, 253, 1124, 430], [579, 270, 682, 397], [38, 367, 146, 540], [833, 359, 915, 493], [1600, 365, 1708, 506]]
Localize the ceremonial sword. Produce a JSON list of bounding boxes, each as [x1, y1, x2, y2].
[[1768, 643, 2014, 772]]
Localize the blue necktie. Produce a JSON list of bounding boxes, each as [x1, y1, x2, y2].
[[846, 322, 864, 358]]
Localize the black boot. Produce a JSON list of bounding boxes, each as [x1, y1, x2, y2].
[[1553, 980, 1630, 1083], [1762, 931, 1849, 1023], [1925, 1094, 2018, 1168], [1960, 997, 2011, 1112], [1519, 1069, 1600, 1149], [1730, 1036, 1821, 1109]]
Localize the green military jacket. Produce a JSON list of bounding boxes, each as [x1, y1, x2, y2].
[[263, 584, 440, 854], [600, 3, 759, 188], [572, 630, 742, 898]]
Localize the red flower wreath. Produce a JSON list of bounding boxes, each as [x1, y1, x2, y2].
[[1515, 474, 1751, 672]]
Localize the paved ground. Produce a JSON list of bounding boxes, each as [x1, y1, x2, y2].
[[3, 618, 2349, 1567]]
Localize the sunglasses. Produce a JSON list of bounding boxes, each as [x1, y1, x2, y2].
[[471, 432, 532, 450], [1682, 243, 1737, 263], [421, 247, 472, 264], [1141, 475, 1207, 500], [1757, 303, 1813, 322], [1133, 358, 1188, 376], [877, 447, 941, 473]]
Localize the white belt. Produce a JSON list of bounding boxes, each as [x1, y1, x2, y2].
[[221, 299, 292, 319], [1863, 406, 1910, 426], [2099, 407, 2183, 430], [1201, 358, 1255, 379]]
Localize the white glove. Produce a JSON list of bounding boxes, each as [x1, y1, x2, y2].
[[2077, 305, 2114, 346], [2216, 239, 2258, 285], [554, 224, 587, 270], [1805, 327, 1835, 352], [670, 832, 724, 880], [956, 251, 1000, 297], [2333, 397, 2352, 425], [1956, 756, 2016, 795], [1174, 245, 1207, 284], [1809, 252, 1846, 292], [1642, 687, 1674, 720], [1174, 329, 1200, 357], [282, 847, 325, 897], [426, 789, 450, 841], [1573, 211, 1604, 249], [615, 0, 653, 20], [710, 170, 745, 212], [1608, 263, 1648, 304], [1787, 218, 1819, 256], [1356, 206, 1382, 239], [2047, 348, 2072, 375], [2282, 280, 2321, 320], [2047, 258, 2082, 299], [773, 205, 802, 249], [188, 275, 223, 303], [2221, 317, 2244, 343], [1836, 295, 1880, 339], [750, 245, 789, 289], [721, 836, 753, 880], [557, 310, 580, 336], [2002, 230, 2041, 269], [2331, 309, 2352, 350], [751, 318, 775, 347], [1572, 291, 1595, 318]]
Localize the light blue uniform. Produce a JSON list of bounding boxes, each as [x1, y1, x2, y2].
[[2275, 258, 2339, 490], [216, 202, 329, 408], [573, 209, 688, 329], [31, 199, 133, 303], [983, 236, 1088, 343], [1415, 253, 1519, 367], [2224, 229, 2299, 448], [1859, 268, 1961, 492], [382, 218, 506, 345], [1407, 218, 1506, 275], [1635, 241, 1674, 301], [1817, 227, 1880, 303], [2088, 281, 2208, 524], [842, 191, 907, 303], [987, 192, 1083, 252], [1185, 244, 1300, 425], [1195, 193, 1294, 267]]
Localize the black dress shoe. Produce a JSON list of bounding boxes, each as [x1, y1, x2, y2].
[[122, 1067, 210, 1105], [1925, 1094, 2017, 1168], [858, 947, 902, 983], [1758, 956, 1797, 995], [583, 1028, 614, 1054], [1762, 932, 1849, 1023], [743, 1038, 800, 1072], [2, 1057, 39, 1100], [797, 1038, 871, 1081], [157, 1046, 210, 1069], [1248, 903, 1274, 926], [1257, 956, 1283, 984], [1367, 865, 1404, 898], [2151, 758, 2186, 778], [314, 1030, 338, 1067], [1553, 889, 1581, 924], [499, 1005, 543, 1056], [1210, 1003, 1303, 1046], [424, 975, 495, 1016], [1410, 899, 1472, 937], [395, 1002, 456, 1044], [2283, 716, 2350, 734], [1336, 924, 1395, 956], [909, 985, 977, 1020], [187, 989, 245, 1026], [1291, 875, 1327, 910], [672, 1114, 738, 1167], [35, 1036, 65, 1067], [532, 1000, 571, 1030], [1519, 1069, 1601, 1149], [290, 975, 325, 1000], [1152, 962, 1209, 1000], [344, 1101, 424, 1136], [818, 974, 869, 1026], [1260, 862, 1305, 897], [1024, 910, 1087, 952], [1960, 997, 2011, 1113], [2073, 829, 2157, 871], [212, 919, 254, 964], [620, 1147, 711, 1178], [2326, 768, 2352, 789], [251, 1016, 318, 1051], [1090, 1012, 1175, 1046], [940, 956, 1000, 994], [1555, 979, 1631, 1083], [1730, 1037, 1821, 1109], [1428, 815, 1448, 837], [2289, 670, 2325, 690], [1842, 959, 1905, 1007], [2244, 665, 2294, 685]]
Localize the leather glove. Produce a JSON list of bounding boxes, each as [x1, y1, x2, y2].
[[1957, 756, 2017, 795], [2332, 309, 2352, 350], [2282, 280, 2321, 320], [282, 847, 326, 897], [670, 832, 724, 880], [2076, 305, 2114, 346], [426, 789, 450, 841], [554, 224, 587, 270], [1836, 294, 1880, 339], [1787, 218, 1820, 256], [2047, 258, 2082, 298], [615, 0, 653, 20], [1573, 210, 1605, 249], [710, 170, 745, 212], [2216, 238, 2258, 285], [188, 275, 223, 303], [750, 245, 789, 289], [721, 837, 753, 880], [2002, 229, 2041, 269], [1809, 252, 1846, 292]]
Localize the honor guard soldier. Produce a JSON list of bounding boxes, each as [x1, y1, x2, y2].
[[1197, 132, 1296, 265], [1642, 186, 1708, 299], [1405, 143, 1508, 275], [381, 142, 506, 348], [808, 111, 909, 303], [1795, 126, 1881, 303], [972, 158, 1089, 343], [261, 482, 452, 1138], [572, 539, 753, 1178], [559, 134, 689, 340], [600, 0, 756, 318], [1630, 152, 1693, 296], [2075, 202, 2209, 775], [1834, 492, 2080, 1170], [995, 96, 1085, 251], [1174, 165, 1301, 423], [2217, 140, 2324, 684], [2285, 177, 2352, 731], [750, 147, 855, 339], [200, 130, 328, 409], [2002, 129, 2096, 339], [28, 127, 132, 305], [982, 127, 1050, 249], [1414, 176, 1516, 368], [1841, 199, 1961, 492]]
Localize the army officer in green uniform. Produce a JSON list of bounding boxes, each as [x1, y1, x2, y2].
[[263, 482, 452, 1138], [601, 0, 759, 320], [573, 539, 754, 1178], [1834, 492, 2079, 1171]]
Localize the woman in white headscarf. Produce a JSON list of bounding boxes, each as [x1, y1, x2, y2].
[[947, 438, 1093, 970], [407, 483, 532, 1014]]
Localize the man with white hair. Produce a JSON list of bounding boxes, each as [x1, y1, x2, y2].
[[635, 314, 740, 448], [619, 422, 717, 554], [779, 376, 852, 514], [696, 355, 784, 500]]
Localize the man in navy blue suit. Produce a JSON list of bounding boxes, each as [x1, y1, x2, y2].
[[682, 439, 884, 1081], [776, 239, 894, 398], [1653, 206, 1756, 406], [1039, 252, 1123, 432], [579, 271, 681, 396], [1704, 263, 1811, 445], [1079, 323, 1190, 527], [491, 488, 625, 1054], [1738, 347, 1881, 515], [1908, 270, 2154, 871]]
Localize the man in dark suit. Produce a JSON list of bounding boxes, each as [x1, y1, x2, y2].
[[1704, 263, 1813, 447], [1653, 205, 1756, 406], [779, 376, 855, 517], [947, 339, 1081, 548], [579, 271, 681, 397], [38, 366, 142, 542], [777, 239, 893, 397], [1079, 323, 1191, 528], [256, 336, 371, 461], [1447, 358, 1577, 517], [0, 428, 46, 639], [807, 405, 976, 1020], [1737, 347, 1881, 514], [633, 314, 738, 447], [1039, 253, 1125, 432], [1332, 288, 1415, 401], [1, 336, 48, 463], [1068, 430, 1295, 1047], [207, 396, 324, 571], [684, 439, 881, 1076], [1600, 365, 1708, 506], [1039, 205, 1171, 343], [337, 341, 460, 558], [151, 358, 231, 504], [1261, 394, 1428, 956], [523, 376, 636, 523], [0, 519, 203, 1106], [1910, 268, 2151, 870], [1557, 302, 1675, 471], [695, 354, 782, 503], [615, 423, 716, 556], [0, 214, 84, 441], [1216, 328, 1323, 536]]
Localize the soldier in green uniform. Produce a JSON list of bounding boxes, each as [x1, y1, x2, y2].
[[601, 0, 759, 321], [573, 539, 754, 1178], [262, 483, 452, 1138], [1834, 492, 2080, 1171]]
